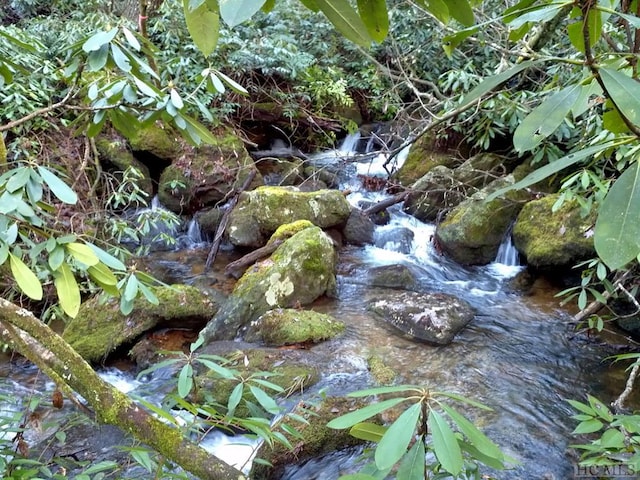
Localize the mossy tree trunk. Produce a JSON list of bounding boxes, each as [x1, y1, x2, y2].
[[0, 298, 245, 480]]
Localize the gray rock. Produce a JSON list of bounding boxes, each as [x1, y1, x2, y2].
[[343, 209, 375, 245]]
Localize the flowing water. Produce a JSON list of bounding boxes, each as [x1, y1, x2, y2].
[[0, 133, 632, 479]]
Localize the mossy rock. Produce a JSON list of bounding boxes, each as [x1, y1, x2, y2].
[[201, 226, 338, 341], [453, 152, 510, 187], [95, 136, 153, 198], [126, 123, 181, 161], [435, 176, 531, 265], [367, 355, 397, 385], [63, 285, 219, 362], [244, 308, 345, 346], [393, 133, 460, 186], [251, 396, 374, 479], [193, 347, 319, 414], [403, 165, 466, 222], [255, 157, 305, 186], [157, 129, 262, 213], [196, 207, 224, 238], [513, 194, 596, 269], [267, 219, 315, 245], [227, 186, 351, 247]]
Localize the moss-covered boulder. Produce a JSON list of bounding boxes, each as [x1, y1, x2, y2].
[[454, 152, 510, 187], [63, 285, 219, 362], [513, 194, 596, 269], [201, 226, 338, 341], [255, 157, 305, 186], [251, 396, 374, 479], [126, 123, 181, 161], [95, 135, 153, 198], [367, 354, 397, 385], [366, 264, 417, 290], [435, 176, 530, 265], [393, 133, 460, 186], [157, 129, 262, 213], [244, 308, 345, 346], [227, 186, 351, 247], [403, 165, 466, 222]]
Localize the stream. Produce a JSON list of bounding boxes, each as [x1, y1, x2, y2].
[[0, 134, 632, 479]]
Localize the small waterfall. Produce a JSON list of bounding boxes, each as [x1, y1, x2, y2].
[[186, 218, 204, 244], [494, 232, 520, 266], [338, 132, 361, 153]]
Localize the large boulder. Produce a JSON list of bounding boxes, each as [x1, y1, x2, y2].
[[403, 165, 466, 222], [226, 186, 351, 247], [95, 134, 153, 198], [513, 194, 596, 269], [63, 285, 219, 362], [393, 133, 460, 186], [127, 122, 181, 161], [244, 308, 345, 346], [435, 176, 530, 265], [369, 290, 474, 345], [201, 225, 338, 341], [157, 128, 262, 213]]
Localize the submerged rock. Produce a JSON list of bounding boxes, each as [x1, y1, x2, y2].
[[201, 226, 338, 341], [244, 308, 345, 346], [366, 264, 417, 290], [63, 285, 219, 362], [369, 290, 474, 344], [513, 194, 596, 269], [227, 186, 351, 247]]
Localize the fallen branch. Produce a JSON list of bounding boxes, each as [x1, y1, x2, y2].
[[224, 239, 283, 278], [205, 170, 256, 271], [363, 192, 408, 216], [0, 298, 244, 480]]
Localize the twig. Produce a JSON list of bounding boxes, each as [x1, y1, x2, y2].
[[224, 239, 283, 278], [613, 361, 640, 412]]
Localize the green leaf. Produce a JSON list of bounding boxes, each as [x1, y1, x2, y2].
[[349, 422, 386, 442], [196, 358, 237, 379], [327, 397, 409, 429], [429, 409, 463, 475], [299, 0, 319, 11], [440, 404, 504, 461], [447, 0, 474, 26], [121, 27, 141, 51], [594, 162, 640, 269], [120, 296, 134, 315], [396, 436, 426, 480], [486, 141, 620, 202], [460, 60, 544, 106], [513, 84, 581, 153], [170, 88, 184, 109], [599, 428, 625, 449], [415, 0, 449, 24], [86, 244, 126, 270], [432, 391, 493, 410], [346, 384, 423, 397], [220, 0, 267, 27], [66, 242, 99, 266], [214, 70, 248, 95], [375, 402, 421, 470], [357, 0, 389, 43], [442, 26, 479, 56], [87, 44, 110, 71], [54, 263, 81, 318], [6, 167, 31, 193], [37, 166, 78, 204], [48, 246, 66, 272], [82, 28, 118, 52], [9, 253, 43, 300], [227, 382, 244, 415], [599, 67, 640, 127], [573, 418, 604, 434], [138, 282, 159, 305], [110, 43, 131, 72], [567, 7, 602, 53], [87, 262, 118, 286], [506, 2, 568, 28], [184, 0, 220, 57], [178, 363, 193, 398], [249, 385, 281, 414], [314, 0, 372, 47], [180, 114, 221, 145], [124, 274, 139, 301]]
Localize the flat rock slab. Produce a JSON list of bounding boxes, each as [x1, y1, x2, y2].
[[369, 291, 474, 345]]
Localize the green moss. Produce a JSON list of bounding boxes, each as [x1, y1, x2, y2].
[[127, 123, 181, 160], [393, 134, 459, 186], [248, 308, 345, 346], [513, 194, 596, 268], [367, 355, 397, 385], [268, 220, 315, 245], [63, 285, 218, 362]]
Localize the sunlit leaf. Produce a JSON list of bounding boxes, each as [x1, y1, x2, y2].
[[215, 70, 248, 95], [87, 262, 118, 286], [110, 43, 131, 72], [220, 0, 267, 27], [429, 409, 463, 475], [357, 0, 389, 43], [121, 26, 141, 51], [9, 253, 43, 300], [314, 0, 372, 47], [86, 244, 126, 270], [54, 263, 81, 318], [249, 385, 280, 414], [37, 166, 78, 204], [600, 67, 640, 127], [349, 422, 386, 442], [440, 404, 504, 461], [178, 364, 194, 398], [594, 162, 640, 270], [573, 418, 604, 434], [82, 28, 118, 52], [513, 84, 581, 153], [170, 88, 184, 109], [506, 2, 568, 28], [447, 0, 474, 26], [375, 402, 421, 470], [327, 397, 409, 429], [66, 242, 99, 266], [227, 383, 244, 416]]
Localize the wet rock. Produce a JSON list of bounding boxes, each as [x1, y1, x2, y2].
[[196, 207, 224, 238], [255, 157, 305, 186], [392, 133, 461, 186], [369, 290, 474, 344], [201, 226, 338, 341], [513, 194, 596, 269], [454, 152, 509, 187], [435, 175, 530, 265], [342, 208, 375, 245], [366, 264, 417, 290], [95, 134, 153, 198], [403, 165, 466, 222], [157, 127, 263, 213], [127, 122, 181, 161], [303, 166, 339, 188], [358, 200, 390, 225], [63, 285, 219, 362], [226, 186, 351, 247], [375, 227, 414, 254], [244, 308, 345, 346]]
